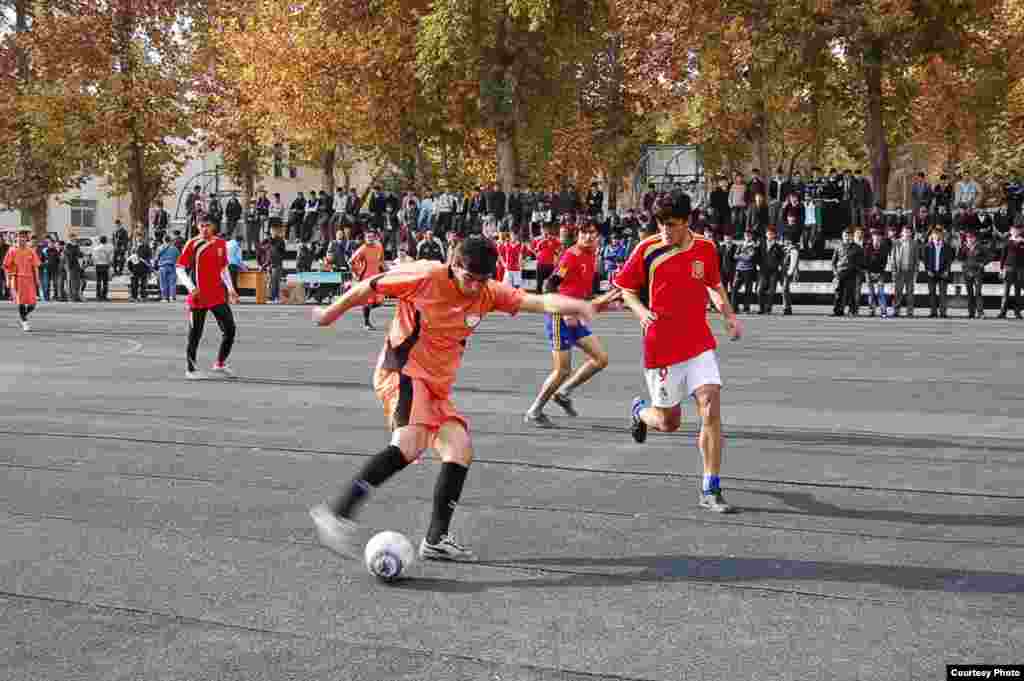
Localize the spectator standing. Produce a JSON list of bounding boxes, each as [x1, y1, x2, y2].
[[757, 226, 785, 314], [156, 236, 181, 302], [888, 226, 922, 317], [63, 238, 84, 302], [731, 226, 759, 313], [47, 241, 65, 301], [127, 246, 151, 302], [746, 193, 771, 237], [287, 192, 305, 243], [923, 228, 954, 318], [831, 230, 863, 316], [933, 175, 954, 212], [778, 193, 804, 244], [718, 232, 737, 301], [862, 229, 888, 317], [709, 177, 730, 236], [318, 190, 334, 243], [998, 224, 1024, 319], [226, 233, 244, 293], [302, 189, 319, 242], [92, 236, 115, 301], [225, 195, 243, 237], [910, 172, 932, 214], [416, 229, 445, 262], [268, 229, 287, 304], [530, 225, 563, 294], [781, 234, 800, 315], [768, 167, 786, 225], [728, 172, 748, 238], [850, 170, 872, 227], [207, 194, 223, 233], [958, 230, 989, 319], [954, 173, 982, 210]]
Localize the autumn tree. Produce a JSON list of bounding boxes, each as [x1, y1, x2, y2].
[[0, 0, 95, 236], [26, 0, 196, 235]]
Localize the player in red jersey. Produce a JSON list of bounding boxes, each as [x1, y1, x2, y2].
[[614, 192, 743, 513], [497, 228, 526, 288], [176, 220, 241, 380], [530, 224, 562, 293], [525, 221, 616, 426], [308, 236, 602, 562]]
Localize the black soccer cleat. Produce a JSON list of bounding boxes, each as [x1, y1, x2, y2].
[[631, 397, 648, 444]]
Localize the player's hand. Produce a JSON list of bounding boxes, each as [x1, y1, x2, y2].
[[640, 309, 657, 334], [228, 290, 240, 305], [726, 314, 743, 341]]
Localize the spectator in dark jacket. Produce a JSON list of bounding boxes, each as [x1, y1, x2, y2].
[[923, 227, 955, 317], [832, 230, 863, 316], [778, 193, 804, 243], [998, 224, 1024, 318], [719, 232, 737, 300], [862, 229, 889, 316], [958, 230, 989, 319], [758, 226, 785, 314]]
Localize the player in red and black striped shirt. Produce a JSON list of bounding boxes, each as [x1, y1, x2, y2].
[[176, 220, 240, 380]]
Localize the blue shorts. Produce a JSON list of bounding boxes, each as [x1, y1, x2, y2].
[[545, 313, 592, 351]]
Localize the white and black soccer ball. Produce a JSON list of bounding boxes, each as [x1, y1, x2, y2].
[[364, 531, 415, 582]]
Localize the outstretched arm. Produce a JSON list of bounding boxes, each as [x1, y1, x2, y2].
[[313, 280, 377, 326], [517, 292, 597, 323]]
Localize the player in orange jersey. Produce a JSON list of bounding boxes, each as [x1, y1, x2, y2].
[[349, 229, 386, 330], [308, 236, 603, 562], [4, 230, 41, 332]]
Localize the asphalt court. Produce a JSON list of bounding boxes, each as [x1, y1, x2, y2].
[[1, 301, 1022, 681]]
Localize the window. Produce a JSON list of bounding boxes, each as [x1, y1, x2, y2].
[[70, 199, 96, 229], [19, 210, 32, 227], [273, 143, 285, 178]]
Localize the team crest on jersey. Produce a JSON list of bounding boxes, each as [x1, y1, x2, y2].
[[692, 260, 704, 279]]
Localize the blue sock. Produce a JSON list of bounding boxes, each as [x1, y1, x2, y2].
[[632, 399, 646, 418], [702, 474, 720, 494]]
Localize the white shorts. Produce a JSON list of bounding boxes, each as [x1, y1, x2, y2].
[[503, 270, 523, 288], [645, 350, 722, 408]]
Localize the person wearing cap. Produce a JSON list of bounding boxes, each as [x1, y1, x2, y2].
[[958, 230, 989, 319], [923, 227, 954, 318], [309, 235, 605, 563], [3, 230, 41, 331], [781, 232, 800, 315], [757, 226, 785, 314], [615, 191, 743, 513], [998, 224, 1024, 319]]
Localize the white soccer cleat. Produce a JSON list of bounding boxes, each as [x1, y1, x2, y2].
[[185, 369, 207, 380], [310, 504, 361, 559], [419, 534, 476, 562], [20, 320, 31, 332], [210, 362, 237, 378]]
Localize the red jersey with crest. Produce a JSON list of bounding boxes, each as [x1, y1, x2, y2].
[[555, 245, 597, 299], [177, 236, 229, 309], [614, 232, 721, 369], [531, 236, 562, 266], [497, 241, 525, 272]]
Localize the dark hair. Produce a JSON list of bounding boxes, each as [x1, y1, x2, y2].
[[652, 192, 692, 222], [454, 235, 498, 277]]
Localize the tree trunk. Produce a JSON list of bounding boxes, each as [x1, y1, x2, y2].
[[863, 43, 891, 208], [489, 7, 519, 192], [242, 165, 255, 214], [29, 199, 48, 239], [321, 147, 336, 194], [495, 124, 518, 193], [607, 173, 621, 212]]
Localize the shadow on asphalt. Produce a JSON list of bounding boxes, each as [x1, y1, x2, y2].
[[393, 553, 1024, 595]]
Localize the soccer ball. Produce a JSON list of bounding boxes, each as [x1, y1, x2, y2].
[[364, 531, 415, 582]]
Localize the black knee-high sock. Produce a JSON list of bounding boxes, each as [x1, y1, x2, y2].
[[363, 306, 371, 325], [426, 462, 469, 544], [330, 445, 408, 519]]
